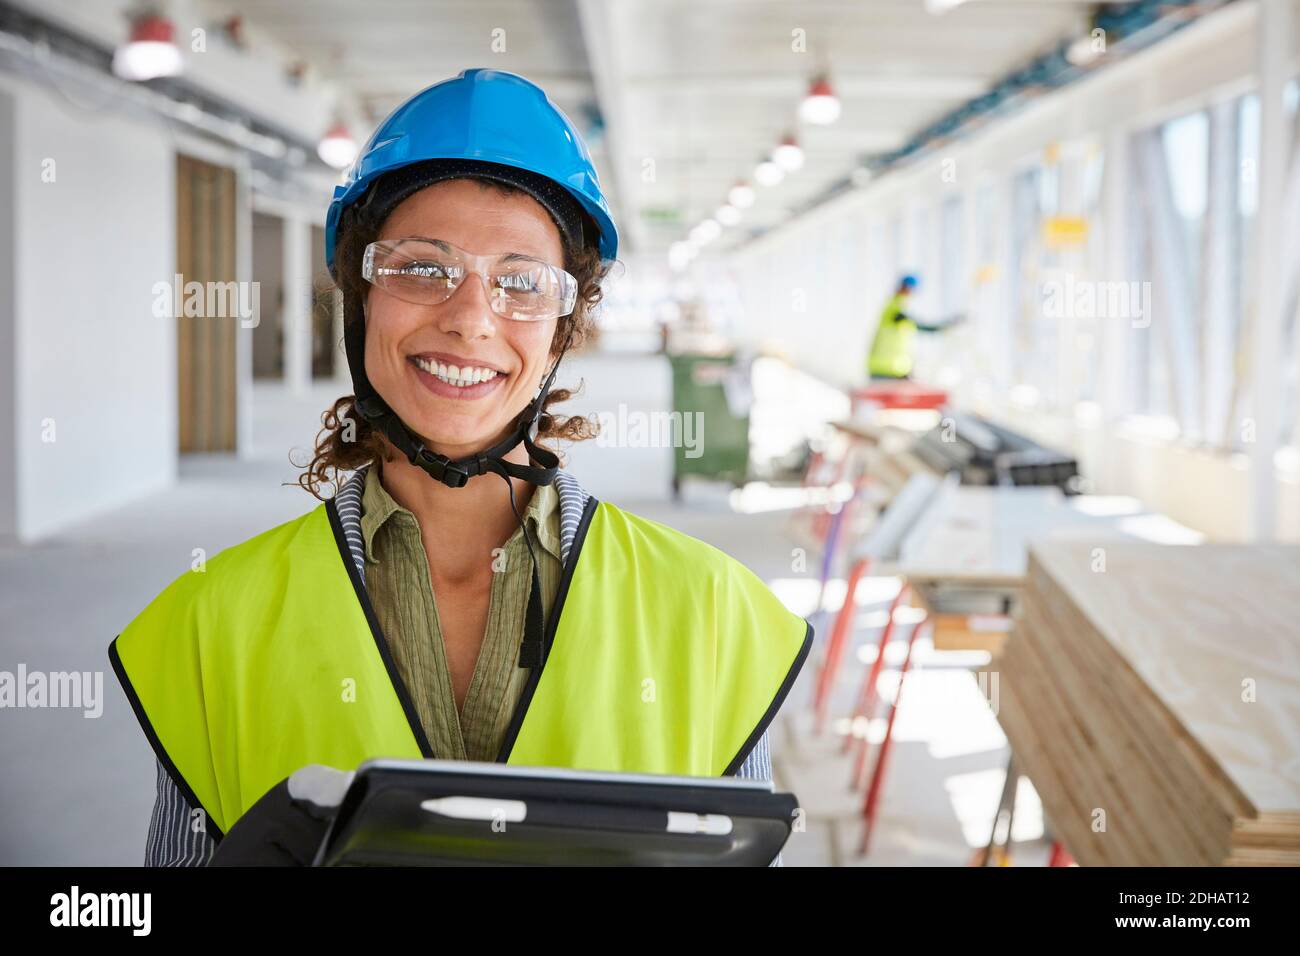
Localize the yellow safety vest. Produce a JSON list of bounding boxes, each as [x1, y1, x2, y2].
[[867, 294, 917, 378], [109, 495, 812, 838]]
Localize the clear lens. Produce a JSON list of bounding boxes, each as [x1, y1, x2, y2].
[[363, 239, 577, 320]]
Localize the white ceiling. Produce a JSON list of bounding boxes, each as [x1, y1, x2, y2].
[[224, 0, 1096, 255]]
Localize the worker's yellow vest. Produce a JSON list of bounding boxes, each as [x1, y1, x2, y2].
[[110, 496, 812, 838], [867, 294, 917, 378]]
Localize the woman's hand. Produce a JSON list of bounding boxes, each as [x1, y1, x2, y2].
[[208, 764, 355, 867]]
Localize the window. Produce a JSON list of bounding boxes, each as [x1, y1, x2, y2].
[[940, 195, 964, 320], [1009, 164, 1042, 393], [971, 182, 1003, 389], [1279, 78, 1300, 448], [1076, 146, 1106, 403], [1128, 109, 1207, 433]]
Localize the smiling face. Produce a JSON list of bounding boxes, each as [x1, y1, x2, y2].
[[362, 178, 565, 460]]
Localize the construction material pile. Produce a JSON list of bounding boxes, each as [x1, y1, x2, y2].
[[988, 541, 1300, 866]]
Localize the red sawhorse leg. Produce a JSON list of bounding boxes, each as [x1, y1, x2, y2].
[[846, 583, 911, 773], [813, 556, 872, 734], [857, 614, 928, 856], [1047, 841, 1074, 867]]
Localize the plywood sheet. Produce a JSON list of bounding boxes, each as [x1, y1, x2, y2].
[[992, 541, 1300, 865]]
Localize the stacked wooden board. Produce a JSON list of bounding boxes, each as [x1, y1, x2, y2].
[[987, 541, 1300, 865]]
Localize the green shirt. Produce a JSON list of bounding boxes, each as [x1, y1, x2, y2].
[[359, 463, 562, 762]]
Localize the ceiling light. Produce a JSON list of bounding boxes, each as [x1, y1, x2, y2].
[[1066, 31, 1106, 67], [716, 204, 741, 226], [799, 75, 841, 125], [754, 160, 784, 187], [318, 122, 359, 169], [772, 135, 805, 171], [112, 13, 183, 81], [728, 182, 755, 209], [692, 219, 722, 243]]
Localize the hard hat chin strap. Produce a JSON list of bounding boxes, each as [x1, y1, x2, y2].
[[352, 338, 569, 668], [349, 332, 570, 491], [343, 313, 573, 670]]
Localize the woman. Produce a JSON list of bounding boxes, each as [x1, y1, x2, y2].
[[110, 69, 812, 866]]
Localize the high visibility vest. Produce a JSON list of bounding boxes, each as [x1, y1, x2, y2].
[[867, 294, 917, 378], [109, 495, 812, 839]]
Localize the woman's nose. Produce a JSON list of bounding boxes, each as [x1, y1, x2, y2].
[[435, 272, 498, 340]]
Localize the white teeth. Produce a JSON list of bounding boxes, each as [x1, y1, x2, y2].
[[412, 357, 500, 388]]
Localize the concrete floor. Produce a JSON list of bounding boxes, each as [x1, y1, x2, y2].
[[0, 351, 1047, 865]]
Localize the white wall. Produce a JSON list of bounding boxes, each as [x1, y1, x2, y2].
[[3, 73, 176, 540]]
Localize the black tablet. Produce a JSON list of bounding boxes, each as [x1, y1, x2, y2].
[[313, 758, 799, 867]]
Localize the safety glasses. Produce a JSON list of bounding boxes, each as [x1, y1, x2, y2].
[[362, 238, 577, 321]]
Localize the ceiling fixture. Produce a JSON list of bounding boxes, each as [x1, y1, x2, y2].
[[668, 241, 696, 272], [799, 75, 841, 125], [728, 182, 755, 209], [754, 159, 784, 187], [317, 122, 359, 169], [772, 134, 805, 171], [924, 0, 970, 14], [1066, 30, 1106, 67], [691, 219, 722, 244], [715, 204, 741, 226], [112, 12, 183, 81]]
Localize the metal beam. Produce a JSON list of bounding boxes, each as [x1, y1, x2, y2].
[[1200, 98, 1239, 448], [1280, 102, 1300, 446], [625, 73, 991, 100], [1248, 0, 1291, 541], [1136, 128, 1199, 431], [575, 0, 646, 257], [1099, 126, 1132, 489]]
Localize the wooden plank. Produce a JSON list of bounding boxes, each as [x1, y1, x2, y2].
[[1014, 589, 1224, 864], [1031, 542, 1300, 815], [998, 541, 1300, 865]]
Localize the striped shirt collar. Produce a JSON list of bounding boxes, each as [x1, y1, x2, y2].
[[359, 458, 561, 566], [334, 462, 591, 587]]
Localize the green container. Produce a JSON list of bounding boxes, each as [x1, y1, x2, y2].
[[668, 353, 750, 499]]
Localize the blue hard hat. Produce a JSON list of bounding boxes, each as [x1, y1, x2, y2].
[[900, 274, 918, 289], [324, 68, 619, 272]]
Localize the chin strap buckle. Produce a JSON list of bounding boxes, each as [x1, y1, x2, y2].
[[412, 447, 471, 488]]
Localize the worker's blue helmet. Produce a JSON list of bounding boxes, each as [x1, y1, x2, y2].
[[899, 274, 919, 290], [324, 68, 619, 273]]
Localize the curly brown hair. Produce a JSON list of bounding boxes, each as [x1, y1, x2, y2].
[[296, 179, 610, 500]]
